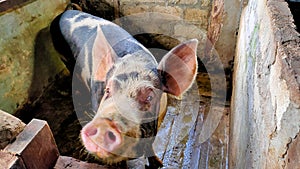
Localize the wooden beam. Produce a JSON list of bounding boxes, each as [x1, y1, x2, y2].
[[54, 156, 124, 169], [4, 119, 59, 169], [0, 0, 34, 14]]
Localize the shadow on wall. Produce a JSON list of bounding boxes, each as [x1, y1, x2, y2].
[[15, 27, 68, 123]]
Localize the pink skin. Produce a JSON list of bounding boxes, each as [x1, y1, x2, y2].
[[81, 119, 122, 157]]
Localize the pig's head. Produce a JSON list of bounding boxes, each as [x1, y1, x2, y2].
[[80, 27, 198, 164]]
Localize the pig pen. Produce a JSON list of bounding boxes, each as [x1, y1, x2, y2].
[[0, 0, 299, 168]]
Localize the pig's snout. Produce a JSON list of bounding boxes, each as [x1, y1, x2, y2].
[[81, 119, 122, 156]]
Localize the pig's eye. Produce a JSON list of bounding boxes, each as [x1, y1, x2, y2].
[[137, 87, 155, 107], [146, 95, 153, 102]]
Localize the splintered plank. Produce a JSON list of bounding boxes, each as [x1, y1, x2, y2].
[[4, 119, 59, 169], [54, 156, 124, 169]]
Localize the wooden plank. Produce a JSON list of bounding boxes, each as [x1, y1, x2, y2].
[[4, 119, 59, 169], [0, 151, 26, 169], [54, 156, 124, 169], [0, 0, 34, 14]]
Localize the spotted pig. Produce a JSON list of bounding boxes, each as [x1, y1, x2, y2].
[[54, 9, 198, 168]]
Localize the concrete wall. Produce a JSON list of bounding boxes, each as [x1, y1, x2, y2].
[[0, 0, 68, 113], [230, 0, 300, 168]]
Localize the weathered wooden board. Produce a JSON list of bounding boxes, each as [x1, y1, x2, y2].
[[54, 156, 124, 169], [4, 119, 59, 169], [0, 0, 32, 14]]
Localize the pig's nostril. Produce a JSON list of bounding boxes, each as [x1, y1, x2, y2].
[[86, 128, 97, 137], [107, 131, 116, 142]]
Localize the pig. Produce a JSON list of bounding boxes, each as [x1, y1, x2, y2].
[[54, 9, 198, 168]]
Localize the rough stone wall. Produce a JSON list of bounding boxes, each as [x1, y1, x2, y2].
[[0, 0, 69, 113], [115, 0, 213, 59], [0, 110, 25, 149], [117, 0, 241, 68], [119, 0, 211, 29], [230, 0, 300, 168]]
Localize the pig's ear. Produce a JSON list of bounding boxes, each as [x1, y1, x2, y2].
[[158, 39, 198, 97], [92, 25, 116, 81]]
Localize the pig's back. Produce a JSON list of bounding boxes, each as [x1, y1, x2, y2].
[[59, 10, 147, 59]]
